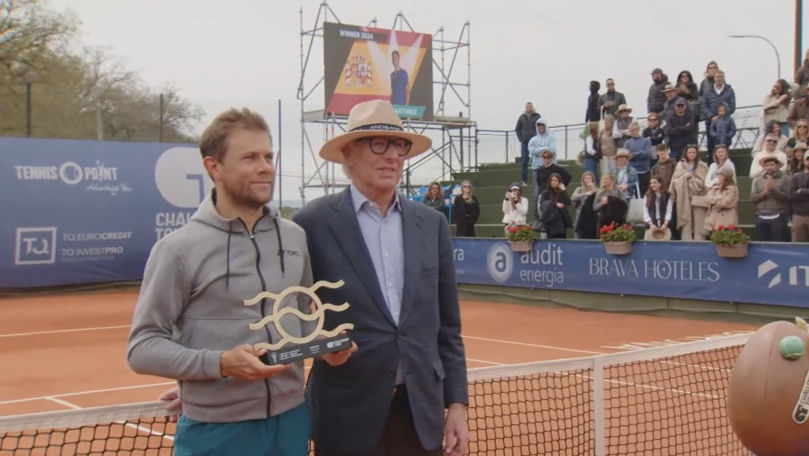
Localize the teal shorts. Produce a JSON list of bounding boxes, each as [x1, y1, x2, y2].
[[174, 402, 310, 456]]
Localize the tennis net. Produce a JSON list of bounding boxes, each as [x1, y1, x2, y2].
[[0, 334, 751, 455]]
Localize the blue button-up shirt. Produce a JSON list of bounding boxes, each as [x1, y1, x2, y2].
[[350, 184, 405, 384], [349, 184, 405, 324]]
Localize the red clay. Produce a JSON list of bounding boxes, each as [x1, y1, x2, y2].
[[0, 291, 760, 416]]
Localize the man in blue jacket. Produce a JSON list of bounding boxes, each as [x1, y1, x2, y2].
[[294, 100, 469, 456], [701, 70, 736, 163]]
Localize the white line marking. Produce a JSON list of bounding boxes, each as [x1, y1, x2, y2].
[[466, 358, 505, 366], [46, 397, 82, 409], [0, 325, 130, 338], [463, 335, 606, 355], [0, 382, 176, 406]]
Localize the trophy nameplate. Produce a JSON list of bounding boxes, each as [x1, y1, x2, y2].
[[244, 280, 354, 365]]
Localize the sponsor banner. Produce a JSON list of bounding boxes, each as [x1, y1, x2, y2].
[[2, 137, 210, 287], [323, 22, 433, 120], [452, 239, 809, 308]]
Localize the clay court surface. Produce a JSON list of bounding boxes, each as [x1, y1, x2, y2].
[[0, 290, 758, 418]]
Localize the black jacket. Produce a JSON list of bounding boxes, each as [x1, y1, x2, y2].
[[535, 164, 572, 193], [515, 112, 540, 143], [539, 189, 572, 236], [642, 126, 666, 146], [585, 81, 601, 122], [663, 110, 697, 156], [453, 195, 479, 237], [647, 74, 669, 113]]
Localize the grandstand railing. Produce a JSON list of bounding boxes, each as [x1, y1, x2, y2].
[[475, 105, 764, 166]]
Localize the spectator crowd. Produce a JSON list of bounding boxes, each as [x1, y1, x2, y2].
[[421, 54, 809, 243]]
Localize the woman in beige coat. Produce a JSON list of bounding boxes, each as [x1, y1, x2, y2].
[[669, 145, 709, 240], [703, 166, 739, 234]]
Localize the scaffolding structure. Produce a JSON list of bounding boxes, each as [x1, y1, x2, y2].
[[296, 2, 474, 204]]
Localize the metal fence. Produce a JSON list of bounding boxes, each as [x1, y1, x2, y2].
[[475, 104, 765, 165]]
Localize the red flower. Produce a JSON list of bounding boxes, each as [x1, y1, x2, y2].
[[623, 224, 631, 230], [522, 226, 530, 232], [729, 224, 736, 230], [717, 225, 725, 230]]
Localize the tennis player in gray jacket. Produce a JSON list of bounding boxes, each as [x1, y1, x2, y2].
[[127, 108, 353, 456]]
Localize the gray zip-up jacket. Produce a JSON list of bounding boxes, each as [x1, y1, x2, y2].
[[127, 191, 313, 422]]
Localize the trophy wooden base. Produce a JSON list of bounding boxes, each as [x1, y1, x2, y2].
[[260, 333, 353, 365]]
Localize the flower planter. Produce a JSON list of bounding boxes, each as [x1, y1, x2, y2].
[[715, 243, 748, 258], [603, 241, 632, 255], [508, 240, 533, 252]]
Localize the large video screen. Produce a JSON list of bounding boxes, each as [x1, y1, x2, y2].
[[324, 22, 433, 121]]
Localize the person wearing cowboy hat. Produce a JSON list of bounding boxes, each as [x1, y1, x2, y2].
[[661, 82, 678, 116], [703, 165, 740, 236], [643, 175, 673, 241], [751, 154, 792, 241], [292, 100, 469, 456], [750, 133, 788, 179], [613, 104, 634, 148], [610, 148, 639, 199], [790, 145, 809, 241]]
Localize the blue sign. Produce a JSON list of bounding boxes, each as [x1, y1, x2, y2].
[[452, 239, 809, 308], [2, 137, 209, 287]]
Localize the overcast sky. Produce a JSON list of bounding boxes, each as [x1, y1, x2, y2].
[[47, 0, 808, 200]]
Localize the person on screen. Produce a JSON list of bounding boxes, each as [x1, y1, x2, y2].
[[127, 108, 354, 456], [294, 99, 469, 456], [390, 50, 410, 105]]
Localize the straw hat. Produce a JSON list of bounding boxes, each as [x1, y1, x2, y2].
[[318, 100, 432, 163], [662, 82, 676, 92], [645, 226, 672, 241], [758, 152, 785, 167], [617, 104, 632, 113], [615, 148, 631, 159]]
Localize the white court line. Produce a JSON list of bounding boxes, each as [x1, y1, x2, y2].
[[0, 325, 130, 338], [46, 396, 175, 443], [463, 335, 607, 355], [0, 382, 175, 406], [46, 397, 82, 409], [466, 358, 505, 366]]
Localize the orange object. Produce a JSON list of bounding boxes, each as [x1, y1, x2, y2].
[[728, 320, 809, 456]]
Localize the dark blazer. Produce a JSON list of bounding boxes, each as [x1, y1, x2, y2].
[[293, 188, 468, 454]]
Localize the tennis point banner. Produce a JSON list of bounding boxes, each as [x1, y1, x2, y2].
[[323, 22, 433, 120], [2, 137, 211, 288], [451, 239, 809, 308]]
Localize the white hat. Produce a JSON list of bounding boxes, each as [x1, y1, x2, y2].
[[644, 227, 672, 241], [318, 100, 432, 163]]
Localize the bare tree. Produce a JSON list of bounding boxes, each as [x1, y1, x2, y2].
[[76, 46, 135, 140], [0, 0, 75, 74], [158, 85, 204, 141]]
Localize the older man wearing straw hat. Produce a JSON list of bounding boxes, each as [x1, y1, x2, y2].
[[293, 100, 469, 456]]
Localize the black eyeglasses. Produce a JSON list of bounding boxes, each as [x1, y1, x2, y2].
[[799, 125, 809, 129], [648, 117, 659, 121], [765, 139, 778, 143], [358, 137, 412, 156]]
